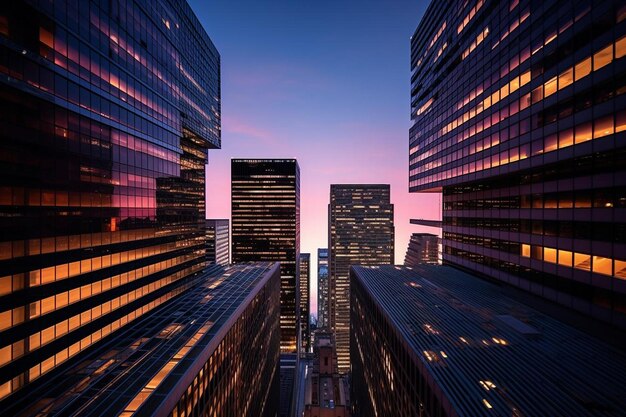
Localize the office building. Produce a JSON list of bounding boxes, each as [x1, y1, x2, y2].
[[410, 0, 626, 327], [4, 263, 280, 417], [206, 219, 229, 265], [317, 248, 329, 329], [329, 184, 394, 373], [404, 233, 440, 266], [231, 159, 300, 353], [351, 264, 626, 417], [300, 253, 310, 353], [303, 332, 348, 417], [0, 0, 220, 400]]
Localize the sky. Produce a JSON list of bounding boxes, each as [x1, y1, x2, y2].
[[190, 0, 440, 317]]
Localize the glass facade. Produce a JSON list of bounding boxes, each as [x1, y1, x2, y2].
[[328, 184, 394, 374], [299, 253, 310, 354], [231, 159, 301, 353], [0, 0, 220, 401], [317, 248, 329, 329], [410, 0, 626, 327], [205, 219, 229, 265], [404, 233, 440, 266]]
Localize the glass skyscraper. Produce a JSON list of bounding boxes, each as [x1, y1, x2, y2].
[[299, 252, 310, 353], [0, 0, 220, 403], [231, 159, 301, 353], [329, 184, 394, 374], [317, 248, 329, 329], [205, 219, 229, 265], [410, 0, 626, 327]]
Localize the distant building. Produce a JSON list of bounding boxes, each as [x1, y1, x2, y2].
[[5, 263, 281, 417], [351, 264, 626, 417], [300, 253, 311, 353], [317, 248, 329, 329], [231, 159, 300, 353], [303, 332, 348, 417], [329, 185, 394, 374], [409, 0, 626, 327], [404, 233, 440, 266], [206, 219, 229, 265]]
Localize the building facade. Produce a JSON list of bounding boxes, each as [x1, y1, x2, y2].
[[0, 0, 220, 401], [404, 233, 440, 266], [351, 264, 626, 417], [300, 253, 310, 354], [410, 0, 626, 327], [317, 248, 329, 329], [206, 219, 229, 265], [329, 184, 394, 374], [231, 159, 301, 353], [4, 263, 281, 417]]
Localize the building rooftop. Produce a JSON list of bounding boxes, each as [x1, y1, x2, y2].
[[8, 263, 279, 417], [352, 264, 626, 417]]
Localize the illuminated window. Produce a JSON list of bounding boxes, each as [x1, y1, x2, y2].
[[543, 247, 557, 263], [592, 256, 613, 276], [615, 260, 626, 279], [574, 58, 591, 81], [39, 27, 53, 48], [521, 244, 530, 257], [594, 116, 614, 138], [558, 250, 573, 267], [617, 36, 626, 59], [558, 68, 573, 89], [574, 253, 591, 271], [593, 45, 613, 71], [575, 122, 592, 144], [616, 111, 626, 133], [544, 76, 557, 97]]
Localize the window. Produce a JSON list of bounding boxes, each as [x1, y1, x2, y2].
[[544, 76, 557, 97], [593, 45, 613, 71], [615, 260, 626, 279], [592, 256, 612, 276], [521, 244, 531, 257], [574, 58, 591, 81], [594, 116, 614, 138], [575, 122, 592, 143], [544, 247, 557, 263], [574, 253, 591, 270], [558, 68, 573, 89], [558, 250, 573, 267]]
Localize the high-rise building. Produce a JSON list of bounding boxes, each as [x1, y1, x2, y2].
[[317, 248, 329, 329], [409, 0, 626, 327], [404, 233, 440, 266], [329, 184, 394, 374], [351, 264, 626, 417], [206, 219, 229, 265], [303, 332, 348, 417], [300, 253, 310, 353], [0, 0, 220, 401], [4, 263, 281, 417], [231, 159, 301, 353]]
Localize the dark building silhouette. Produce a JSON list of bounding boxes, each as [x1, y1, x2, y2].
[[300, 253, 311, 353], [404, 233, 440, 266], [329, 184, 394, 374], [351, 264, 626, 417], [0, 0, 220, 402], [317, 248, 329, 329], [206, 219, 229, 265], [409, 0, 626, 327], [231, 159, 301, 353], [4, 263, 281, 417]]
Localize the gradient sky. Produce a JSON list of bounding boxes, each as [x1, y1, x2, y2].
[[190, 0, 440, 317]]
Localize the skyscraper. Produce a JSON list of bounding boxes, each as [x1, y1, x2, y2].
[[299, 253, 310, 353], [206, 219, 230, 265], [5, 263, 281, 417], [231, 159, 301, 353], [329, 184, 394, 373], [351, 264, 626, 417], [410, 0, 626, 327], [317, 248, 329, 329], [0, 0, 220, 400], [404, 233, 440, 266]]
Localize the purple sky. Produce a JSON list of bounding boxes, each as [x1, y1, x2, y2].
[[190, 0, 440, 317]]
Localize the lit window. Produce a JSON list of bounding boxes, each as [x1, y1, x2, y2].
[[544, 76, 557, 97], [39, 27, 53, 48], [575, 122, 592, 144], [616, 36, 626, 59], [574, 253, 591, 271], [615, 260, 626, 279], [593, 116, 614, 138], [558, 68, 573, 90], [543, 247, 557, 263], [558, 250, 573, 267], [593, 45, 613, 71], [592, 256, 613, 276], [574, 58, 591, 81]]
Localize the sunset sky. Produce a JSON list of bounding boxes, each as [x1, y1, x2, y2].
[[191, 0, 440, 316]]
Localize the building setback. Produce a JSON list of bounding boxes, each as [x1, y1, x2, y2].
[[3, 263, 281, 417], [206, 219, 230, 265], [404, 233, 440, 266], [231, 159, 300, 353], [351, 264, 626, 417], [409, 0, 626, 327], [317, 248, 329, 329], [300, 253, 311, 353], [329, 184, 394, 374], [0, 0, 220, 401]]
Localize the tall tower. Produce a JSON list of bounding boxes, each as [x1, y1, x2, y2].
[[329, 184, 394, 373], [317, 248, 329, 329], [409, 0, 626, 328], [231, 159, 301, 353], [299, 253, 310, 353]]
